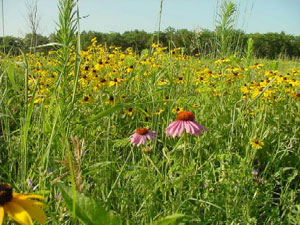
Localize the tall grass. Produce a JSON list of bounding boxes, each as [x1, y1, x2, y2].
[[215, 0, 237, 57]]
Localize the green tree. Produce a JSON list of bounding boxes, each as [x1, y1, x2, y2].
[[0, 36, 23, 55]]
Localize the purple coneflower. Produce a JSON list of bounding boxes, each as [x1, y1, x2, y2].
[[165, 111, 208, 137], [130, 128, 156, 146]]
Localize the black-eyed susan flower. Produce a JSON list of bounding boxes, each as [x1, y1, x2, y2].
[[172, 107, 184, 114], [120, 95, 126, 102], [154, 109, 164, 115], [174, 76, 185, 84], [0, 183, 46, 225], [157, 79, 169, 86], [126, 65, 134, 73], [214, 58, 230, 64], [105, 96, 115, 104], [124, 108, 134, 116], [250, 139, 264, 149], [163, 96, 170, 101], [195, 76, 208, 84], [290, 92, 300, 101], [250, 63, 264, 69], [109, 78, 122, 87], [80, 94, 93, 104]]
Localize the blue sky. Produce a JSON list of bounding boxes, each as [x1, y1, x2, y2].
[[2, 0, 300, 37]]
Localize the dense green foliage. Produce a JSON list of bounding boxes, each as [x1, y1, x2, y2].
[[1, 28, 300, 59]]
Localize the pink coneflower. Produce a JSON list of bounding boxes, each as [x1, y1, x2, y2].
[[165, 111, 208, 137], [130, 128, 156, 146]]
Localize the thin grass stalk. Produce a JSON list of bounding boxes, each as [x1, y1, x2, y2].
[[106, 150, 132, 201], [181, 131, 187, 201], [1, 0, 5, 54], [19, 51, 31, 182], [157, 0, 164, 44], [64, 134, 77, 220], [22, 52, 29, 109]]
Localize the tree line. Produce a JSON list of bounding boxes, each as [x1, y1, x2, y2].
[[1, 28, 300, 59]]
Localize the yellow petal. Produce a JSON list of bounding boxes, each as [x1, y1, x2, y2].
[[12, 198, 47, 224], [4, 201, 33, 225], [0, 206, 4, 225], [14, 195, 46, 208], [14, 193, 45, 201]]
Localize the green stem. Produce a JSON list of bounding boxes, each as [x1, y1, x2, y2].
[[183, 131, 187, 169], [180, 131, 187, 202]]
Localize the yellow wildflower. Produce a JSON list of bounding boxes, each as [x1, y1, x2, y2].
[[250, 139, 264, 149], [0, 183, 46, 225]]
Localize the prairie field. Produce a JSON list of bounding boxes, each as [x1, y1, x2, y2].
[[1, 0, 300, 225]]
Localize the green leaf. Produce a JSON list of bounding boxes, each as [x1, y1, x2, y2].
[[73, 103, 126, 133], [7, 64, 18, 91], [58, 184, 121, 225], [152, 214, 184, 225], [113, 137, 130, 148], [87, 103, 125, 123]]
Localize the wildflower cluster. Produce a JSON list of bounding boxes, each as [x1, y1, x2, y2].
[[130, 111, 208, 146], [3, 41, 299, 112]]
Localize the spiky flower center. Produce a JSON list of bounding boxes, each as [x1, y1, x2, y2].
[[176, 111, 194, 121], [136, 128, 149, 135], [0, 183, 13, 205]]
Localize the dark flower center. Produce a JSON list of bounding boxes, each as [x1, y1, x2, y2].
[[136, 128, 149, 135], [0, 183, 13, 205], [176, 111, 194, 121]]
